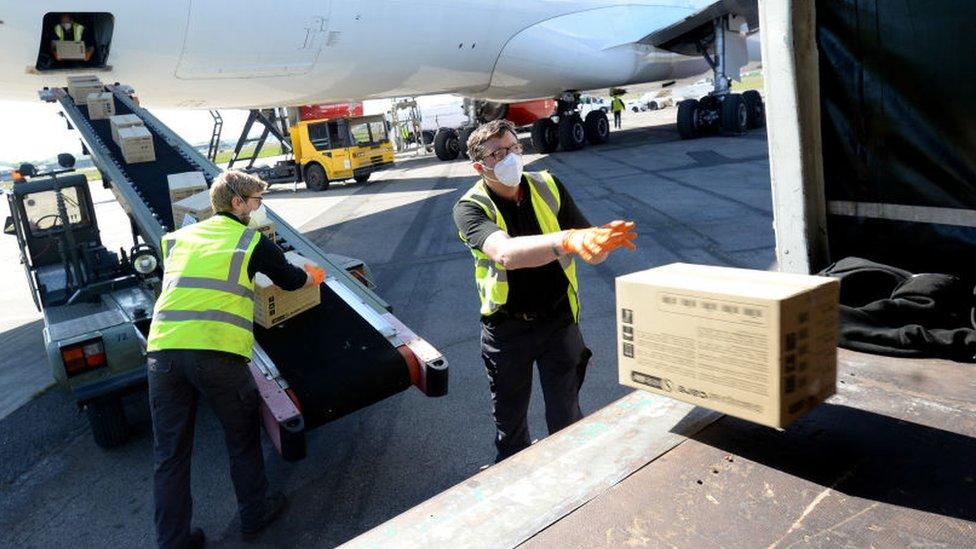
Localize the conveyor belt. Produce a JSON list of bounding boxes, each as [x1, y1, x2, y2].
[[49, 84, 446, 456]]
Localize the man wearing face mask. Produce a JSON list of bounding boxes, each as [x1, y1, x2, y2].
[[50, 14, 95, 64], [453, 120, 637, 463], [146, 171, 324, 547]]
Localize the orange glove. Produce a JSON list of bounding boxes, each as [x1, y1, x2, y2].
[[562, 221, 637, 261], [304, 263, 325, 285]]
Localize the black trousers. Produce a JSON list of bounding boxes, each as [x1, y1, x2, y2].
[[613, 111, 622, 128], [148, 350, 267, 549], [481, 312, 591, 462]]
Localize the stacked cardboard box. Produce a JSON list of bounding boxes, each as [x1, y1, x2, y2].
[[55, 40, 86, 60], [117, 126, 155, 164], [110, 114, 144, 144], [167, 172, 207, 204], [171, 189, 213, 227], [86, 92, 115, 120], [254, 251, 321, 328], [66, 75, 103, 105], [616, 263, 839, 429]]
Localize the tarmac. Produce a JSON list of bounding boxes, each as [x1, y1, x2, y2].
[[0, 107, 773, 547]]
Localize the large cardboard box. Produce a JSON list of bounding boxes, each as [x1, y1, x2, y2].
[[66, 75, 103, 105], [86, 92, 115, 120], [117, 126, 156, 164], [171, 189, 213, 227], [110, 114, 144, 144], [254, 251, 320, 328], [616, 263, 839, 429], [167, 171, 208, 204], [55, 40, 86, 60]]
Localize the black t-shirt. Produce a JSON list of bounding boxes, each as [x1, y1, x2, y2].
[[452, 174, 590, 317], [217, 212, 307, 291]]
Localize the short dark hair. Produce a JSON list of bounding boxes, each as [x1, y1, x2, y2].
[[467, 120, 517, 162]]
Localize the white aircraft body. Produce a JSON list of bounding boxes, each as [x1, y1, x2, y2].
[[0, 0, 757, 109]]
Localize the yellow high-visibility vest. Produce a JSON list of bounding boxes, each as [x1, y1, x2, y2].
[[54, 23, 85, 42], [147, 215, 261, 359], [457, 170, 580, 321]]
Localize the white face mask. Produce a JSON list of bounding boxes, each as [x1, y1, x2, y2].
[[62, 22, 73, 30], [247, 204, 268, 228], [489, 152, 523, 187]]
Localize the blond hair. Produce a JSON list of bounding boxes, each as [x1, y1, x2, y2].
[[466, 120, 517, 162], [210, 170, 267, 213]]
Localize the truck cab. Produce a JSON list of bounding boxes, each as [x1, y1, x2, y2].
[[290, 114, 394, 191], [4, 157, 159, 448]]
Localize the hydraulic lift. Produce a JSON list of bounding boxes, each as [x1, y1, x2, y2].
[[39, 82, 448, 461]]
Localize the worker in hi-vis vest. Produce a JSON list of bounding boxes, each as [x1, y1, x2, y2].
[[611, 95, 625, 129], [453, 120, 637, 463], [146, 171, 324, 548], [50, 14, 94, 62]]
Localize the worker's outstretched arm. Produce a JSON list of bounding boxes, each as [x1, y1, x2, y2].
[[482, 220, 637, 270]]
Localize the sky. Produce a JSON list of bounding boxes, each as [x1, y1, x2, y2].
[[0, 95, 462, 165]]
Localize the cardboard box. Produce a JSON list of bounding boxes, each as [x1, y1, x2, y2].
[[110, 114, 144, 144], [117, 126, 156, 164], [55, 40, 86, 60], [616, 263, 839, 429], [167, 172, 208, 204], [66, 75, 103, 105], [254, 251, 320, 328], [86, 92, 115, 120], [171, 189, 213, 227]]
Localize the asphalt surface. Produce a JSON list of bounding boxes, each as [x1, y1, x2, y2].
[[0, 108, 773, 547]]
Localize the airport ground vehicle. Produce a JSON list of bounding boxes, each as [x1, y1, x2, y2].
[[231, 112, 394, 192], [346, 2, 976, 546], [30, 81, 447, 454]]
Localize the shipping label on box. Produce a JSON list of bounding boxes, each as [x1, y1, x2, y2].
[[110, 114, 144, 144], [171, 189, 213, 227], [255, 221, 276, 242], [55, 40, 86, 60], [616, 263, 839, 429], [86, 92, 116, 120], [254, 251, 320, 328], [167, 172, 208, 204], [118, 126, 155, 164]]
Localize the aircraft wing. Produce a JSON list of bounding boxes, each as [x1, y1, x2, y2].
[[640, 0, 759, 56]]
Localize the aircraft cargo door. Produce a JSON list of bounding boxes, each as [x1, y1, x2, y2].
[[176, 0, 329, 79]]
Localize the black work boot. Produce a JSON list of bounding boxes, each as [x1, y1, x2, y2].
[[186, 527, 206, 548], [241, 492, 288, 542]]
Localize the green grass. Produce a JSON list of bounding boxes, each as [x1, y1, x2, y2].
[[732, 72, 764, 92], [213, 143, 287, 165]]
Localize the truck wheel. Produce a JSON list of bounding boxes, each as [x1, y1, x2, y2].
[[558, 114, 586, 151], [677, 99, 701, 139], [584, 110, 610, 144], [530, 119, 558, 154], [304, 163, 330, 191], [434, 128, 460, 161], [86, 396, 129, 449], [720, 93, 748, 135], [354, 173, 370, 184], [742, 90, 765, 128], [647, 101, 659, 111]]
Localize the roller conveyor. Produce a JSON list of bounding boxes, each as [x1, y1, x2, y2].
[[41, 83, 447, 460]]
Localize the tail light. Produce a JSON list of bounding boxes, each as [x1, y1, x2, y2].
[[61, 338, 107, 377]]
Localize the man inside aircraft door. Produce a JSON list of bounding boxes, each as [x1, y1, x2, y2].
[[146, 171, 324, 547], [454, 120, 637, 463], [50, 14, 94, 65]]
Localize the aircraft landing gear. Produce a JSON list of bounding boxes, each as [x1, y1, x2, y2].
[[529, 92, 610, 153], [677, 16, 765, 140]]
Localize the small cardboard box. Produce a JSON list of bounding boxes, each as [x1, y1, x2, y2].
[[86, 92, 115, 120], [616, 263, 839, 429], [66, 75, 102, 105], [118, 126, 156, 164], [167, 172, 208, 204], [172, 189, 213, 227], [55, 40, 86, 60], [110, 114, 144, 144], [254, 251, 320, 328]]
